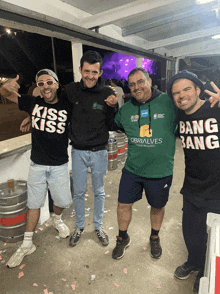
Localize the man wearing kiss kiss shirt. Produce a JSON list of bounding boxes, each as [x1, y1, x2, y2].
[[0, 69, 72, 268]]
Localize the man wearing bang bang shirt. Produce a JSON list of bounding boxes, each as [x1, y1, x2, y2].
[[0, 69, 72, 268], [167, 70, 220, 294]]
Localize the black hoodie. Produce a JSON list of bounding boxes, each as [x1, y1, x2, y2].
[[62, 77, 118, 151]]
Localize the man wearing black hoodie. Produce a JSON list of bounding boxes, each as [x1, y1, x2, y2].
[[62, 51, 118, 248]]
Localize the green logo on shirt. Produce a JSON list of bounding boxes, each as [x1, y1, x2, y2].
[[92, 102, 103, 110]]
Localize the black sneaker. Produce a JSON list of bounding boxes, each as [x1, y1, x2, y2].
[[174, 262, 198, 279], [95, 228, 109, 246], [150, 236, 162, 259], [112, 236, 131, 259], [69, 228, 84, 247]]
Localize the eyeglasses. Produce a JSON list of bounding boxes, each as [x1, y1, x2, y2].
[[129, 79, 145, 89], [37, 80, 56, 87]]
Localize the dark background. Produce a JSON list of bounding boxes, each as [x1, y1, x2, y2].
[[0, 26, 73, 87]]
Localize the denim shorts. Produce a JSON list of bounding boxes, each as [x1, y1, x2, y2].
[[27, 161, 73, 209], [118, 168, 173, 209]]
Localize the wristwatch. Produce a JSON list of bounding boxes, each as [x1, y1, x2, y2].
[[0, 77, 11, 86]]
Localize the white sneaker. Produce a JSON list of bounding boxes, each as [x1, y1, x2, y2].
[[53, 219, 70, 238], [6, 244, 36, 268]]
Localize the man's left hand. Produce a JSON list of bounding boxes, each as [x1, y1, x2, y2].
[[105, 92, 120, 107], [20, 116, 31, 132], [205, 81, 220, 107]]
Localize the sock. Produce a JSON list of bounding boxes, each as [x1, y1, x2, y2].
[[54, 214, 62, 223], [150, 228, 159, 239], [22, 232, 34, 248], [119, 230, 128, 240]]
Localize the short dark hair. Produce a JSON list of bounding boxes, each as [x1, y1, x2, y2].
[[128, 68, 150, 80], [111, 79, 118, 85], [80, 50, 103, 70]]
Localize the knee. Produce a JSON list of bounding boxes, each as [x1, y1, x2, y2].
[[74, 189, 87, 198], [118, 202, 132, 212], [151, 206, 164, 214], [93, 186, 105, 197]]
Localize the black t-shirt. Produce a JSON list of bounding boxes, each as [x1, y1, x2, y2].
[[178, 101, 220, 199], [19, 95, 71, 165]]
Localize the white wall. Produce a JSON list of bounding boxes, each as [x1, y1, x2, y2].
[[0, 150, 31, 184]]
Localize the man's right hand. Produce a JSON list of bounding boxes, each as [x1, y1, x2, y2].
[[0, 75, 21, 99]]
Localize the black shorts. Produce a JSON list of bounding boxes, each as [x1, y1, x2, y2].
[[118, 168, 173, 209]]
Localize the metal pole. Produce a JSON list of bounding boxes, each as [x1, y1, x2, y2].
[[51, 37, 57, 74]]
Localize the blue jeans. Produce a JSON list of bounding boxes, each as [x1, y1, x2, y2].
[[71, 148, 108, 230]]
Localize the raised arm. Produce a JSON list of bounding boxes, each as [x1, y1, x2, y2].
[[0, 75, 21, 104], [205, 81, 220, 108]]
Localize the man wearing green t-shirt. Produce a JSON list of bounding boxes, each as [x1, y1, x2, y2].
[[112, 68, 177, 260]]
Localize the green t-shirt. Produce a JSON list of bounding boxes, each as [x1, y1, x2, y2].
[[115, 93, 177, 178]]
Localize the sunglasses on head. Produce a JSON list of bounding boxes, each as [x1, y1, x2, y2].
[[37, 80, 56, 87]]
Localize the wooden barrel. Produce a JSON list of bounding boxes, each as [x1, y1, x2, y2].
[[107, 139, 118, 171], [0, 180, 27, 243]]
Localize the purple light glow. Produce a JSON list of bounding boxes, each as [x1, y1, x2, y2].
[[142, 58, 158, 75], [102, 52, 158, 81], [102, 52, 136, 81]]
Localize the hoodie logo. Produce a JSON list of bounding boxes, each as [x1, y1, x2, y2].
[[131, 115, 139, 122], [141, 110, 148, 117], [140, 124, 152, 137], [92, 102, 103, 110], [154, 114, 165, 119]]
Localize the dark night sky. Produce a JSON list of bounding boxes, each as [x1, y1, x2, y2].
[[0, 26, 73, 85]]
